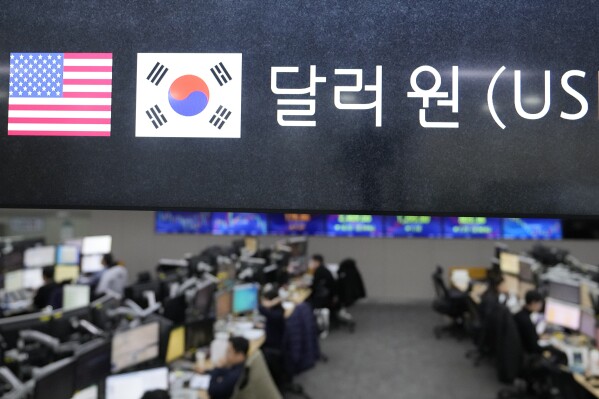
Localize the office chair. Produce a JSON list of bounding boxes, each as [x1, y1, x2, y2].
[[431, 266, 467, 340]]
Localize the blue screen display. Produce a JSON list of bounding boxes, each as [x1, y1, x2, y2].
[[503, 218, 563, 240], [55, 245, 80, 265], [211, 213, 268, 236], [155, 211, 211, 234], [443, 217, 502, 239], [326, 214, 384, 237], [268, 214, 326, 236], [233, 284, 259, 314], [385, 216, 443, 238]]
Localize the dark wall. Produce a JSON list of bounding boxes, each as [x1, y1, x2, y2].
[[1, 1, 599, 216]]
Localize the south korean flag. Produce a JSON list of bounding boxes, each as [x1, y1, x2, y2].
[[135, 53, 242, 138]]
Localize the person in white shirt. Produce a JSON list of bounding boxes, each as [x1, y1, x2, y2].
[[95, 253, 128, 297]]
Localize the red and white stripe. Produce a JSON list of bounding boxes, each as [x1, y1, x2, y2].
[[8, 53, 112, 137]]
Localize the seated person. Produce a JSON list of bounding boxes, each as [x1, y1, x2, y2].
[[307, 254, 338, 310], [33, 266, 59, 310], [196, 336, 249, 399], [514, 290, 544, 355], [95, 253, 128, 297], [259, 284, 285, 351]]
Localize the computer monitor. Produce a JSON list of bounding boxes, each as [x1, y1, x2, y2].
[[63, 285, 91, 311], [4, 270, 24, 292], [105, 367, 169, 399], [216, 290, 233, 319], [34, 357, 76, 399], [55, 265, 81, 284], [50, 306, 93, 342], [518, 257, 535, 283], [111, 322, 160, 372], [244, 237, 259, 255], [163, 294, 187, 325], [23, 268, 44, 290], [580, 310, 596, 339], [24, 245, 56, 268], [74, 339, 112, 392], [165, 326, 186, 363], [81, 235, 112, 256], [81, 255, 104, 274], [0, 311, 53, 348], [185, 319, 214, 351], [503, 274, 519, 297], [232, 284, 259, 315], [125, 280, 161, 308], [56, 245, 80, 265], [548, 281, 581, 305], [545, 298, 582, 330], [500, 252, 520, 275]]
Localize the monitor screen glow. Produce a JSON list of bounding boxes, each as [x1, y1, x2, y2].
[[500, 252, 521, 275], [385, 216, 443, 238], [232, 284, 258, 314], [212, 213, 268, 236], [63, 285, 90, 310], [81, 236, 112, 256], [23, 268, 44, 290], [326, 214, 384, 237], [81, 255, 105, 273], [106, 367, 168, 399], [443, 217, 502, 239], [4, 270, 24, 292], [56, 245, 80, 265], [503, 218, 563, 240], [545, 298, 581, 330], [23, 246, 56, 268], [111, 322, 160, 372], [54, 265, 81, 283]]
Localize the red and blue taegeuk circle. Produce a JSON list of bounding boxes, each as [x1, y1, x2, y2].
[[168, 75, 210, 117]]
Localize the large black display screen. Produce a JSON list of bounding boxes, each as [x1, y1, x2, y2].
[[1, 1, 599, 216]]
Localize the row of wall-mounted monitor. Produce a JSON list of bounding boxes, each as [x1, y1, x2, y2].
[[155, 212, 563, 240]]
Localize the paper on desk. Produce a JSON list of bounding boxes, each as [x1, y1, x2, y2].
[[190, 374, 211, 390], [243, 329, 265, 341]]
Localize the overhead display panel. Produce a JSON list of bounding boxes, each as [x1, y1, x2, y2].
[[2, 1, 599, 216]]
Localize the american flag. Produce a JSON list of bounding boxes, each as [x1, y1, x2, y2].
[[8, 52, 112, 137]]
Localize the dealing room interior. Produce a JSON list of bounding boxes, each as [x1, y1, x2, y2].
[[0, 210, 598, 399]]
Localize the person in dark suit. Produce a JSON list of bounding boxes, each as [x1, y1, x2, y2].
[[479, 275, 508, 321], [196, 336, 249, 399], [307, 254, 337, 310], [259, 284, 285, 351], [514, 290, 544, 354], [33, 266, 59, 310]]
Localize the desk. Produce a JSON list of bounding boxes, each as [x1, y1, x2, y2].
[[573, 373, 599, 398], [172, 334, 266, 399], [283, 288, 311, 318], [448, 266, 488, 281]]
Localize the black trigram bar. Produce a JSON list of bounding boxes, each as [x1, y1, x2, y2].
[[146, 105, 167, 129], [209, 105, 232, 129], [210, 62, 232, 86], [146, 62, 169, 86]]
